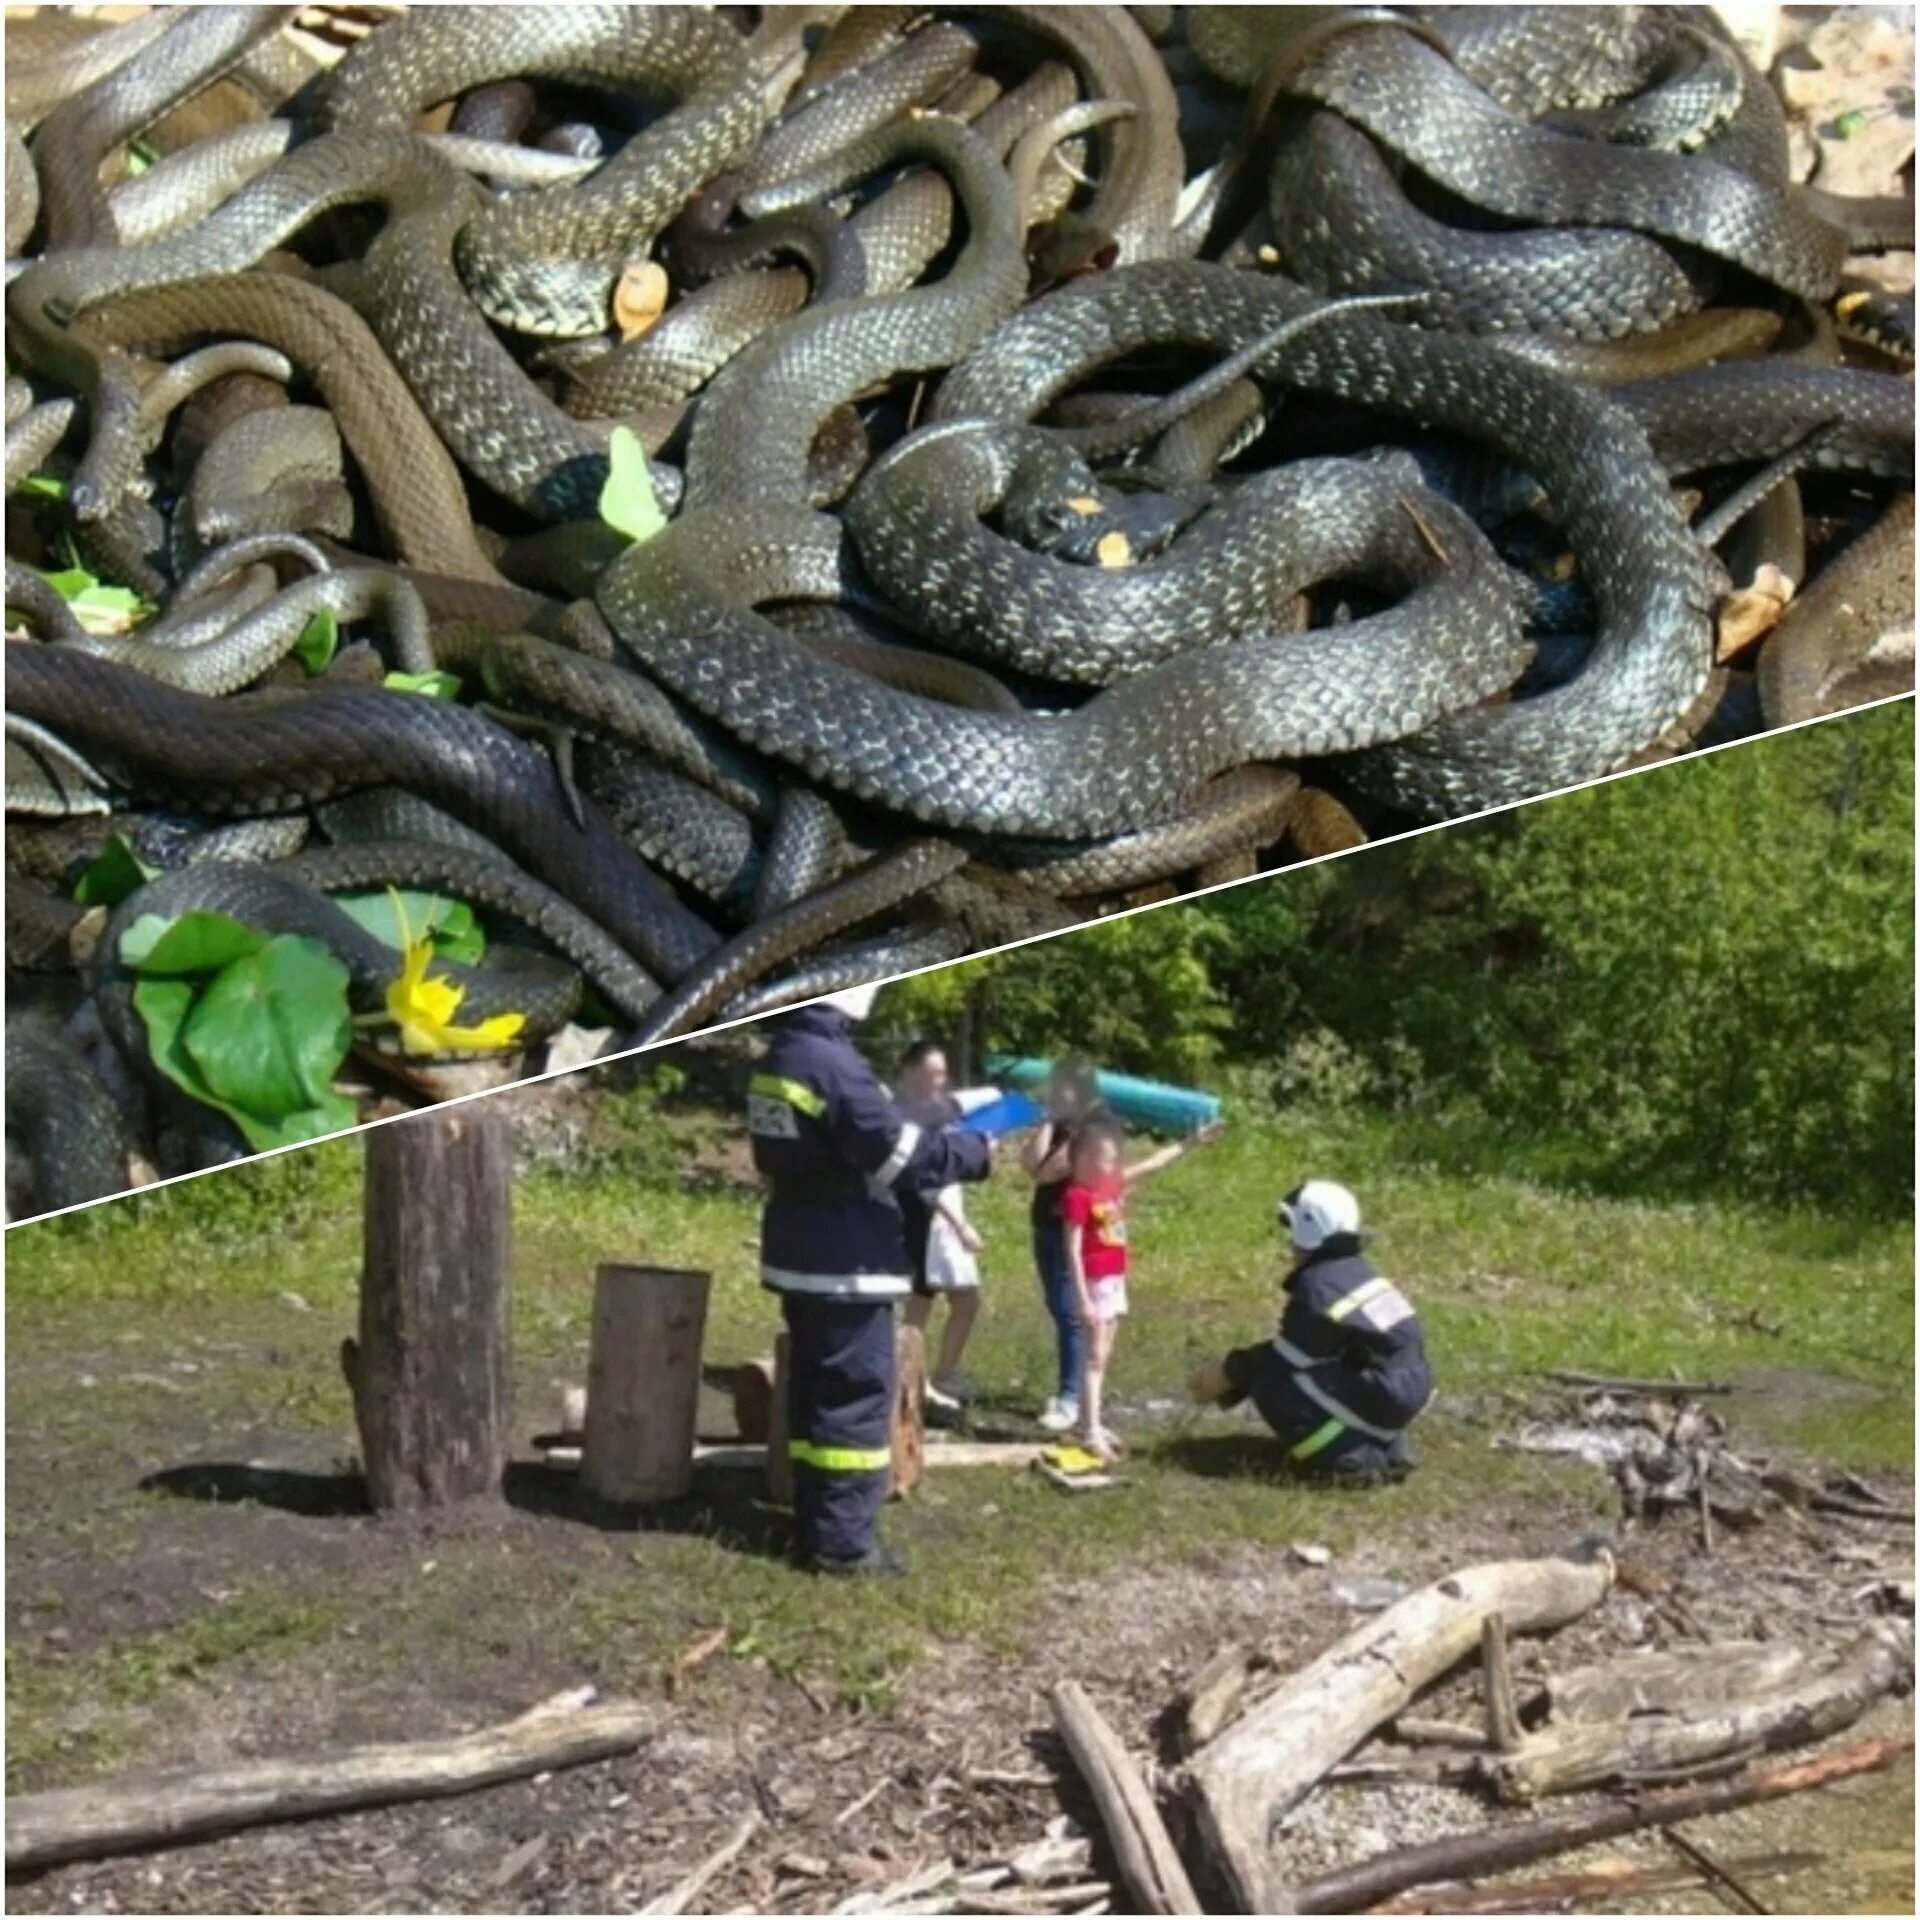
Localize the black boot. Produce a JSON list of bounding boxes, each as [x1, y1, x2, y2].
[[804, 1545, 910, 1578]]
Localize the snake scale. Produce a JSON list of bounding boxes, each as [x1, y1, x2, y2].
[[4, 3, 1912, 1216]]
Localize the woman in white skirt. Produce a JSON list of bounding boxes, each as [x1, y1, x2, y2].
[[896, 1040, 992, 1414]]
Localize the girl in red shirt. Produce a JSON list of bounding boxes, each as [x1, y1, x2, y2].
[[1060, 1118, 1219, 1459]]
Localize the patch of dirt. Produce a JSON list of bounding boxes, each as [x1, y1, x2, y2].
[[7, 1367, 1911, 1914]]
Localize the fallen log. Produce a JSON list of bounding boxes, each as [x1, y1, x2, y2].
[[1294, 1731, 1912, 1914], [1490, 1622, 1912, 1800], [1365, 1847, 1822, 1914], [1187, 1545, 1613, 1913], [1049, 1681, 1202, 1915], [1545, 1642, 1810, 1723], [6, 1693, 656, 1872]]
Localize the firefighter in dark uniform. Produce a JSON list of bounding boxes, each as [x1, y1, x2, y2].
[[748, 985, 992, 1575], [1200, 1180, 1433, 1483]]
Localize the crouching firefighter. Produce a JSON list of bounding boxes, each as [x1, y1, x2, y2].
[[749, 984, 992, 1576], [1200, 1180, 1433, 1484]]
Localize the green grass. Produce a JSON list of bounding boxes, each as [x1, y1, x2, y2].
[[7, 1591, 340, 1789], [6, 1088, 1911, 1757]]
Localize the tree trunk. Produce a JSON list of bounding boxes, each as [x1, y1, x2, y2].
[[1187, 1547, 1614, 1914], [349, 1108, 512, 1511], [891, 1322, 926, 1499], [1491, 1623, 1912, 1800], [5, 1693, 655, 1872], [1293, 1732, 1911, 1914], [581, 1265, 712, 1506]]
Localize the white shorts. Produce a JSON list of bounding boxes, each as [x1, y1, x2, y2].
[[923, 1213, 981, 1294], [1086, 1275, 1129, 1321]]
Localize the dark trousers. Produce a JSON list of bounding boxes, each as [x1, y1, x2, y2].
[[783, 1295, 895, 1566], [1032, 1222, 1085, 1402]]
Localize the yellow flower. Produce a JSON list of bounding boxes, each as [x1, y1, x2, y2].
[[382, 894, 526, 1055]]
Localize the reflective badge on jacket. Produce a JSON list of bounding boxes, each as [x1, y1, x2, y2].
[[749, 1095, 800, 1139], [1326, 1275, 1416, 1333]]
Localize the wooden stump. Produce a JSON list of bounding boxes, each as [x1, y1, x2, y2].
[[767, 1333, 793, 1504], [581, 1266, 712, 1506], [349, 1109, 512, 1511], [890, 1322, 926, 1499]]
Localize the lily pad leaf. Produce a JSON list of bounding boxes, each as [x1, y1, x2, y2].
[[599, 425, 667, 545], [336, 889, 484, 966], [384, 669, 461, 699], [294, 608, 339, 674], [181, 934, 354, 1117], [73, 835, 160, 908], [119, 909, 265, 974]]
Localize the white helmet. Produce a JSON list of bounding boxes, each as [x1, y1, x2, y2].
[[1278, 1179, 1360, 1250], [820, 983, 882, 1021]]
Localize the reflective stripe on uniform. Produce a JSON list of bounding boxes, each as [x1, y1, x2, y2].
[[1325, 1277, 1394, 1321], [762, 1264, 910, 1297], [872, 1119, 922, 1187], [749, 1072, 826, 1117], [1271, 1336, 1403, 1441], [790, 1439, 891, 1473], [1289, 1417, 1346, 1461]]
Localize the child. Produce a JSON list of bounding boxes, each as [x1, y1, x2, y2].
[[895, 1040, 993, 1412], [1059, 1117, 1221, 1458]]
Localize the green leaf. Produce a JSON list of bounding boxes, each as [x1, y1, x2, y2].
[[127, 139, 159, 176], [119, 909, 266, 974], [72, 835, 159, 908], [1834, 108, 1869, 139], [383, 669, 461, 700], [19, 473, 66, 499], [133, 973, 357, 1154], [181, 935, 354, 1118], [293, 608, 339, 674], [35, 564, 148, 631], [599, 425, 667, 545], [335, 890, 484, 965]]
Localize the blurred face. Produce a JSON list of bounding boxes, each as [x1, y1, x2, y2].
[[904, 1048, 948, 1103], [1076, 1132, 1122, 1181]]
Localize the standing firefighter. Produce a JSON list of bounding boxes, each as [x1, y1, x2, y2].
[[749, 986, 991, 1575], [1198, 1180, 1433, 1484]]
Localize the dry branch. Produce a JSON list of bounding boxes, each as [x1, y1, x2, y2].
[[640, 1809, 764, 1914], [1293, 1731, 1912, 1914], [1480, 1612, 1521, 1753], [1490, 1622, 1912, 1800], [6, 1695, 655, 1872], [1366, 1848, 1821, 1914], [1187, 1547, 1613, 1913], [1049, 1682, 1201, 1915]]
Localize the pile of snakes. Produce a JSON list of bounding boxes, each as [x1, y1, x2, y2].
[[5, 4, 1914, 1214]]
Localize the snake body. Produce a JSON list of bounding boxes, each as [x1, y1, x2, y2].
[[4, 4, 1912, 1206]]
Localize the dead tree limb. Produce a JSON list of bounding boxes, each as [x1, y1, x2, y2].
[[1049, 1682, 1201, 1915], [1293, 1731, 1912, 1914], [1187, 1547, 1613, 1913], [1490, 1622, 1912, 1800], [640, 1809, 765, 1914], [1179, 1645, 1259, 1755], [1660, 1826, 1769, 1915], [6, 1695, 656, 1872], [1481, 1613, 1521, 1753], [1366, 1848, 1821, 1914]]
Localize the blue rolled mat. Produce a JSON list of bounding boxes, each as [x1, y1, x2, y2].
[[983, 1056, 1221, 1135]]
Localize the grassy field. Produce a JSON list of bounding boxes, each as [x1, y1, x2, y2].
[[8, 1074, 1911, 1781]]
